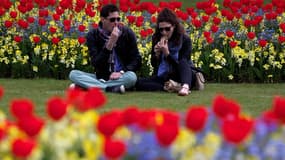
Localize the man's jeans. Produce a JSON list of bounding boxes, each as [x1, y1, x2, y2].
[[69, 70, 137, 90]]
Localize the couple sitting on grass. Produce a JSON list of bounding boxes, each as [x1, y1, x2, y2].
[[69, 4, 205, 96]]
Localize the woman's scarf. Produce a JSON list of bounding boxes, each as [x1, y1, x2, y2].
[[157, 38, 182, 77]]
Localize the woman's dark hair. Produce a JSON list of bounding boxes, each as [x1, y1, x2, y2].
[[100, 4, 119, 18], [153, 8, 185, 45]]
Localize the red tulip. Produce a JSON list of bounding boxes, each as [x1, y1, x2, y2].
[[56, 7, 64, 15], [247, 32, 256, 40], [127, 15, 136, 24], [244, 19, 252, 27], [151, 16, 156, 23], [161, 110, 180, 126], [12, 138, 36, 158], [223, 0, 231, 7], [226, 30, 234, 38], [0, 86, 3, 100], [2, 0, 12, 10], [133, 0, 140, 4], [46, 96, 68, 121], [47, 0, 56, 6], [63, 19, 71, 26], [82, 87, 106, 110], [17, 5, 27, 13], [212, 94, 240, 119], [222, 116, 254, 144], [192, 19, 202, 28], [52, 13, 60, 21], [186, 7, 195, 14], [33, 36, 41, 44], [38, 9, 49, 17], [280, 23, 285, 33], [258, 39, 267, 47], [203, 31, 211, 38], [17, 115, 44, 137], [10, 99, 34, 119], [229, 41, 238, 48], [17, 19, 29, 29], [137, 110, 157, 130], [213, 17, 221, 25], [190, 11, 198, 19], [38, 18, 46, 26], [51, 37, 60, 44], [27, 16, 35, 23], [278, 36, 285, 44], [9, 11, 17, 18], [97, 111, 122, 137], [78, 37, 86, 44], [0, 127, 5, 141], [272, 96, 285, 122], [49, 26, 57, 33], [211, 25, 219, 33], [261, 110, 278, 124], [104, 138, 126, 159], [0, 7, 5, 16], [4, 20, 13, 28], [185, 106, 208, 132], [122, 106, 140, 125], [155, 123, 179, 146], [78, 24, 86, 32], [13, 35, 22, 43], [140, 29, 148, 38], [206, 36, 214, 44], [202, 15, 209, 22], [176, 10, 188, 21], [205, 6, 217, 15]]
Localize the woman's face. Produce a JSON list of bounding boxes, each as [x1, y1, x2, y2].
[[158, 22, 174, 40]]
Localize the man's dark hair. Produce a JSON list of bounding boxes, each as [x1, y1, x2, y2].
[[100, 4, 120, 18]]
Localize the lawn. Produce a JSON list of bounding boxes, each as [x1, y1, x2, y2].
[[0, 78, 284, 118]]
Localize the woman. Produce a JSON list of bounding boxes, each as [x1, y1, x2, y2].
[[136, 8, 196, 96]]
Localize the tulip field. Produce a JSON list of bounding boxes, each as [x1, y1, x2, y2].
[[1, 0, 285, 159], [0, 0, 285, 82], [1, 85, 285, 159]]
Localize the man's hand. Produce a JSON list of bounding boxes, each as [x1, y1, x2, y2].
[[106, 26, 121, 50], [109, 72, 123, 80]]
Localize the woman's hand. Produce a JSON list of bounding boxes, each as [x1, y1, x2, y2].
[[158, 37, 169, 56]]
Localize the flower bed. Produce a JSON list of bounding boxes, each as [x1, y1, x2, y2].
[[0, 0, 285, 82], [0, 86, 285, 159]]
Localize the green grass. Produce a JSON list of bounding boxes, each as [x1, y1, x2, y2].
[[0, 78, 284, 118]]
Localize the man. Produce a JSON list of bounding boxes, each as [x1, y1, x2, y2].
[[69, 4, 142, 93]]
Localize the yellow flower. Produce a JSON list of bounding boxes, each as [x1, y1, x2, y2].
[[33, 66, 38, 72], [228, 74, 234, 80], [263, 64, 270, 70], [171, 128, 196, 157]]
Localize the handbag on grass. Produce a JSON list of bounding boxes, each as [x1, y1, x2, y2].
[[191, 66, 206, 90]]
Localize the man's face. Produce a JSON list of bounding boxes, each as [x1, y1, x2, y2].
[[101, 11, 120, 32]]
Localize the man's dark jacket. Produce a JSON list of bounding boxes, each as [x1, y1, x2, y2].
[[86, 25, 142, 80]]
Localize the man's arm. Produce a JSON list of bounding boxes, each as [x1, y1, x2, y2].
[[86, 29, 111, 68]]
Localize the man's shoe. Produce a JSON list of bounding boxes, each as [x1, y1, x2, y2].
[[106, 85, 125, 94], [69, 83, 85, 90]]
